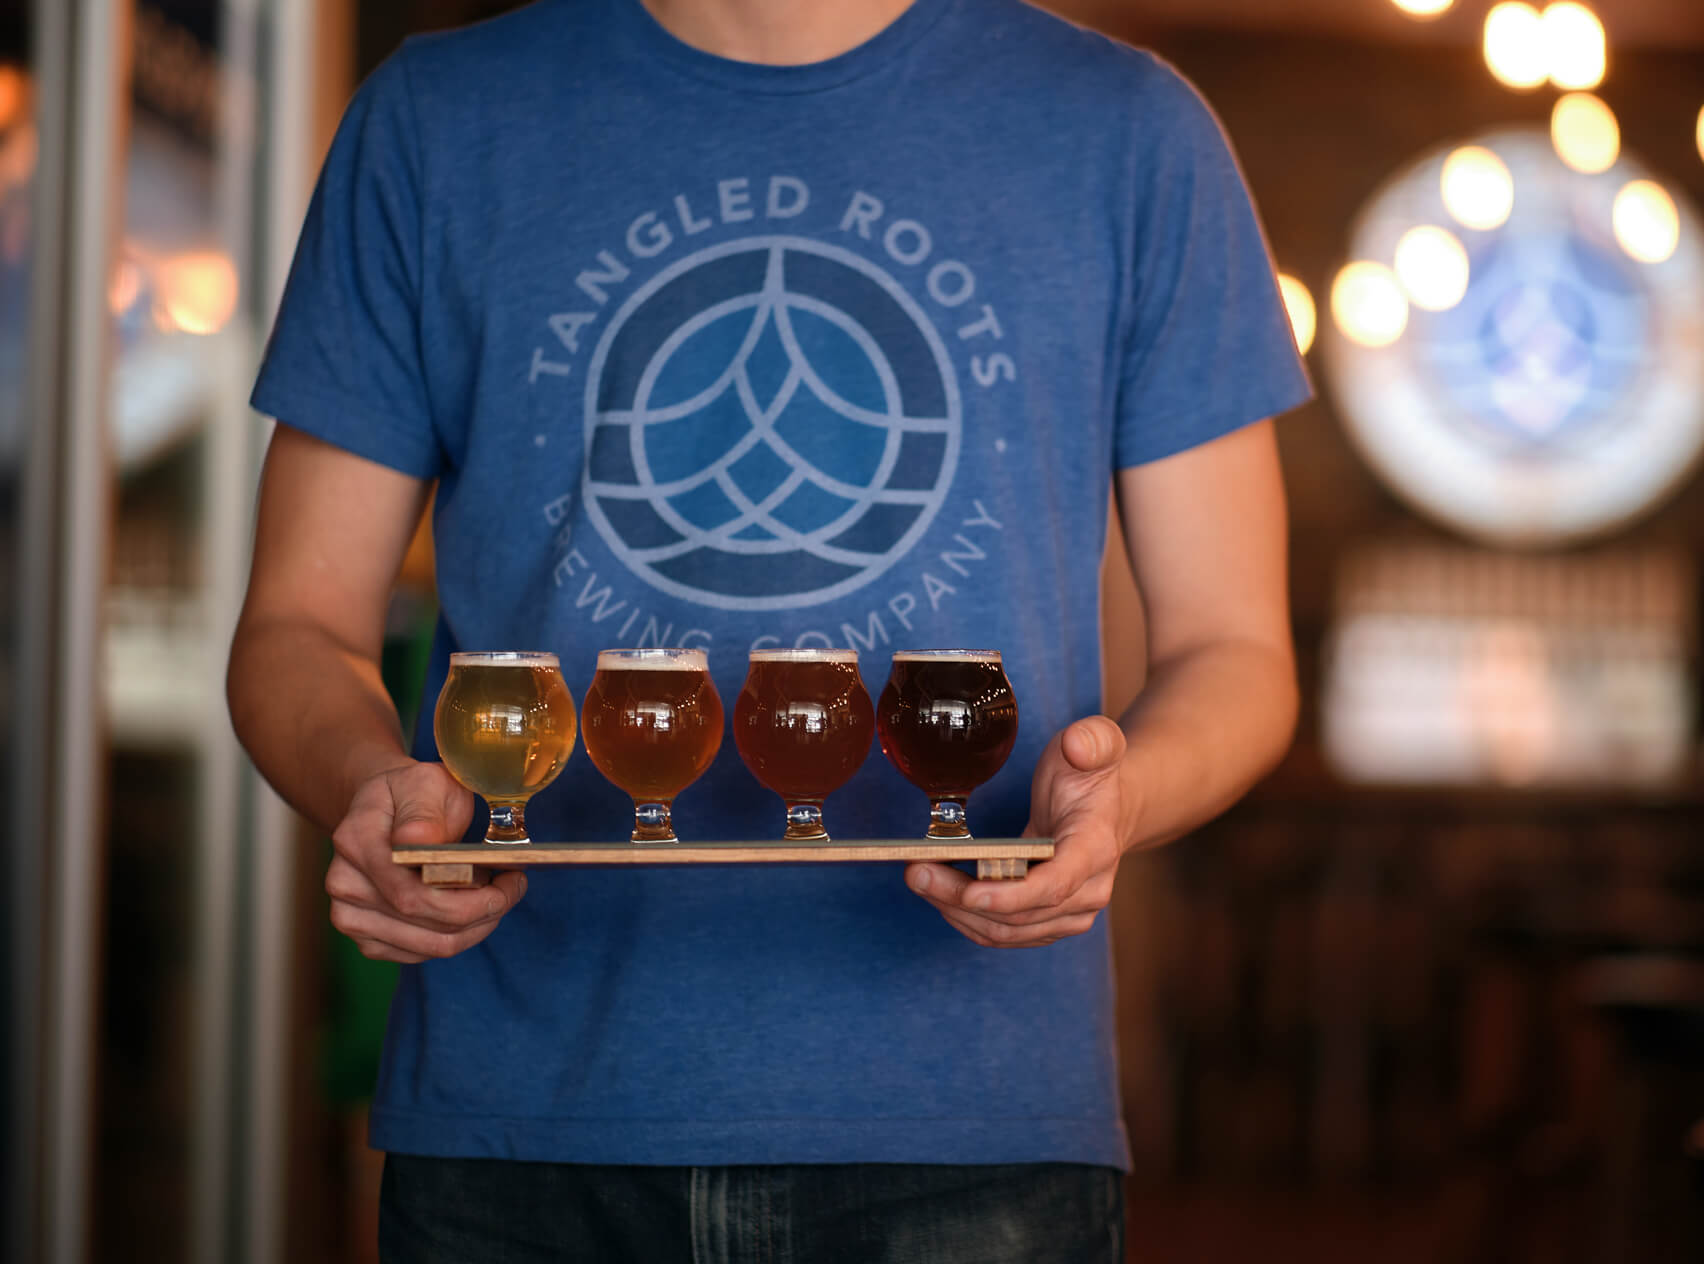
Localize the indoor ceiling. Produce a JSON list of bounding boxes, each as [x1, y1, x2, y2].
[[1050, 0, 1704, 49]]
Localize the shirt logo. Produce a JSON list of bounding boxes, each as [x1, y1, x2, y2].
[[582, 236, 961, 610]]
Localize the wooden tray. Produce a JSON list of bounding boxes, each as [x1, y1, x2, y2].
[[393, 839, 1054, 887]]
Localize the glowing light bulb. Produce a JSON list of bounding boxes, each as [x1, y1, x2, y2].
[[1485, 3, 1548, 90], [1696, 105, 1703, 164], [1392, 0, 1454, 16], [1441, 146, 1515, 232], [1393, 226, 1471, 311], [1550, 92, 1620, 174], [1332, 262, 1410, 349], [1612, 180, 1680, 264], [1277, 273, 1317, 355], [1542, 3, 1606, 91]]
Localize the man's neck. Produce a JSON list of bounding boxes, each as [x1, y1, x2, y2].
[[639, 0, 918, 65]]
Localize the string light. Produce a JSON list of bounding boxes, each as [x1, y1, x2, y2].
[[1613, 180, 1680, 264], [1277, 273, 1317, 355], [1441, 146, 1515, 232], [1394, 226, 1471, 312], [1332, 262, 1410, 349], [1542, 3, 1607, 91], [1551, 92, 1620, 174], [1484, 3, 1548, 91]]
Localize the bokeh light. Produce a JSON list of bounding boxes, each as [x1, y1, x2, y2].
[[1394, 226, 1471, 311], [1277, 273, 1317, 355], [0, 64, 26, 131], [1541, 3, 1607, 91], [1612, 180, 1680, 264], [1391, 0, 1454, 16], [156, 251, 239, 335], [1441, 146, 1515, 231], [1484, 3, 1548, 90], [1332, 261, 1410, 349], [1696, 105, 1703, 164], [1550, 92, 1620, 174]]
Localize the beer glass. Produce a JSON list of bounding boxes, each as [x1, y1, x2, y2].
[[582, 647, 724, 843], [876, 650, 1018, 839], [733, 648, 874, 841], [434, 651, 577, 845]]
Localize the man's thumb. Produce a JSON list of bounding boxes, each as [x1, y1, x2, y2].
[[390, 768, 470, 845], [1061, 714, 1125, 773]]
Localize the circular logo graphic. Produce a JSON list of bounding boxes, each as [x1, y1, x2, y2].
[[1323, 131, 1704, 545], [582, 236, 961, 610]]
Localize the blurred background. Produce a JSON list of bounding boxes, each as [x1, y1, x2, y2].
[[2, 1, 1702, 1261]]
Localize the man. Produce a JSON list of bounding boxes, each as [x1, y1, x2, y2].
[[228, 0, 1310, 1258]]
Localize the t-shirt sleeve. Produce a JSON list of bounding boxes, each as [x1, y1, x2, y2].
[[250, 49, 445, 479], [1114, 58, 1313, 468]]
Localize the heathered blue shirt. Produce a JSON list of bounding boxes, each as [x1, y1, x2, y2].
[[252, 0, 1310, 1169]]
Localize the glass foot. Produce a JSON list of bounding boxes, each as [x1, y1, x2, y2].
[[925, 798, 970, 840], [783, 802, 829, 842], [631, 801, 678, 844]]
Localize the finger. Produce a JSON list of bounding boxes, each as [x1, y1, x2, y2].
[[330, 841, 518, 931], [352, 937, 428, 965], [390, 765, 476, 847], [934, 903, 1101, 949], [1059, 714, 1126, 772], [381, 869, 527, 932], [331, 899, 507, 960]]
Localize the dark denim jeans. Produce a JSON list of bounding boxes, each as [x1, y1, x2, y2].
[[379, 1155, 1125, 1263]]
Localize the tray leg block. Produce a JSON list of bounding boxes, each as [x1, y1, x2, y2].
[[422, 863, 477, 888], [977, 857, 1028, 881]]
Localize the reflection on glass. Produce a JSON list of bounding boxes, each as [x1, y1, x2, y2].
[[1551, 92, 1619, 174]]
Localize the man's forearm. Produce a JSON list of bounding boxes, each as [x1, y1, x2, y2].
[[227, 618, 418, 833], [1113, 638, 1298, 853]]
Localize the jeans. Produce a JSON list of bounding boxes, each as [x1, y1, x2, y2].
[[379, 1155, 1125, 1263]]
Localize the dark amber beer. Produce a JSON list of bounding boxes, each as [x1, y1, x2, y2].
[[582, 647, 723, 842], [734, 649, 874, 840], [876, 650, 1018, 838], [434, 651, 577, 844]]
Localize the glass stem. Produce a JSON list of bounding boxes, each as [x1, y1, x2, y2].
[[632, 800, 677, 844], [927, 798, 970, 839], [485, 800, 531, 845], [783, 801, 828, 841]]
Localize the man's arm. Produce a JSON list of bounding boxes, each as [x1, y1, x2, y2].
[[228, 424, 526, 962], [903, 419, 1296, 946]]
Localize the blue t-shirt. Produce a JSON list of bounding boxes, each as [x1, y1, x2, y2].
[[252, 0, 1310, 1170]]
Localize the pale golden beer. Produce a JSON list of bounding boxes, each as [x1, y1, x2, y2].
[[434, 651, 577, 844], [733, 648, 874, 840], [582, 647, 723, 842], [876, 650, 1018, 839]]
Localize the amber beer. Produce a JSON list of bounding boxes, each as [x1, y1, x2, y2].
[[434, 651, 577, 844], [582, 647, 724, 842], [734, 649, 874, 840], [876, 650, 1018, 839]]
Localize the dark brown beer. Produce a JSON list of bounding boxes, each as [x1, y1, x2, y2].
[[434, 652, 576, 844], [734, 649, 873, 839], [582, 648, 723, 841], [877, 650, 1017, 837]]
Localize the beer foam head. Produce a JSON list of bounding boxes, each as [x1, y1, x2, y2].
[[890, 649, 1002, 663], [596, 647, 709, 671], [748, 648, 859, 663], [450, 650, 559, 667]]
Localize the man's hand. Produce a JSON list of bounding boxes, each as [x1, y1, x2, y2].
[[325, 761, 528, 963], [904, 715, 1133, 948]]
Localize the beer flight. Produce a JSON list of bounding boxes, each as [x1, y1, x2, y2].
[[432, 648, 1019, 846]]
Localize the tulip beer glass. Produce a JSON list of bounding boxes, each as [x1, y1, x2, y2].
[[734, 648, 874, 841], [434, 651, 577, 845], [582, 648, 724, 843], [876, 650, 1018, 839]]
